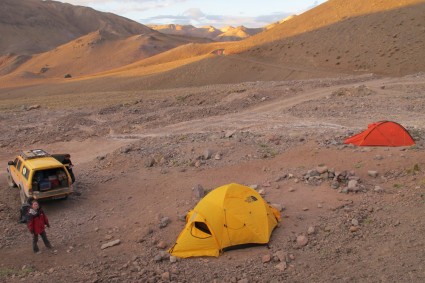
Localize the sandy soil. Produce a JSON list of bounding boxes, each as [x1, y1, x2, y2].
[[1, 73, 425, 282]]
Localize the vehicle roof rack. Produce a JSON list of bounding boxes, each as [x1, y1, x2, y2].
[[21, 149, 51, 160]]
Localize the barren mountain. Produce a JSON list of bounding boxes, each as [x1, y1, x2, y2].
[[148, 24, 220, 39], [215, 26, 264, 41], [149, 24, 263, 41], [0, 0, 211, 78], [0, 0, 152, 56], [2, 0, 424, 91]]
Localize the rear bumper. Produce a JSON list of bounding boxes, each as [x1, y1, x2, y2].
[[31, 187, 74, 200]]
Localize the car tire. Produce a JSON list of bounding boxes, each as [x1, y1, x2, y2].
[[7, 175, 17, 188], [19, 187, 28, 204]]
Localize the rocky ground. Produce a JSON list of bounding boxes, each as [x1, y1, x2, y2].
[[0, 73, 425, 282]]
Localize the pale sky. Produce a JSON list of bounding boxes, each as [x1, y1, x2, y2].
[[57, 0, 327, 28]]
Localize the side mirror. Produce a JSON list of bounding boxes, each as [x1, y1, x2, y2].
[[8, 161, 14, 166]]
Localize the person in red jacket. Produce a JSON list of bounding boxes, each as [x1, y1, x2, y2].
[[27, 200, 52, 253]]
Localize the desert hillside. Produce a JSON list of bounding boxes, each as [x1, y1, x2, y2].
[[2, 0, 424, 92], [0, 0, 152, 56], [0, 30, 211, 80], [0, 0, 212, 78], [231, 0, 425, 76]]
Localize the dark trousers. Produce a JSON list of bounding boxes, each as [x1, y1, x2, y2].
[[32, 231, 52, 252], [68, 169, 75, 184]]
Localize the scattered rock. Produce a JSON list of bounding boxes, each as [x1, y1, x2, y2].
[[192, 184, 205, 199], [274, 174, 287, 182], [347, 180, 358, 189], [368, 171, 379, 178], [262, 254, 271, 263], [156, 241, 167, 249], [331, 181, 340, 189], [120, 146, 132, 153], [101, 239, 121, 250], [154, 251, 169, 262], [274, 250, 286, 262], [204, 149, 213, 160], [307, 226, 316, 235], [374, 186, 384, 193], [161, 271, 170, 281], [225, 130, 236, 138], [170, 256, 177, 263], [349, 226, 359, 232], [316, 166, 328, 174], [275, 262, 287, 271], [27, 104, 41, 111], [145, 157, 155, 167], [262, 182, 271, 187], [159, 217, 171, 228], [296, 235, 308, 247]]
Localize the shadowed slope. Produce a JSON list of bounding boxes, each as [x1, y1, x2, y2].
[[0, 0, 152, 56]]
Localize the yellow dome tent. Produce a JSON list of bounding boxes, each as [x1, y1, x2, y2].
[[169, 183, 281, 258]]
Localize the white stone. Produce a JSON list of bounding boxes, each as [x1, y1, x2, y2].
[[101, 239, 121, 250]]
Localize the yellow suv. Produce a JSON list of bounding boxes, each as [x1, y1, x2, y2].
[[7, 149, 74, 204]]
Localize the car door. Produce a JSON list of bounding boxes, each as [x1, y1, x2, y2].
[[21, 165, 31, 193], [9, 157, 22, 185]]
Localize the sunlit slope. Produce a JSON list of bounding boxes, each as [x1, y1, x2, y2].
[[3, 30, 212, 81], [226, 0, 425, 76]]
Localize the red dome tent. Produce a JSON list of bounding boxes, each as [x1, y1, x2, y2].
[[344, 121, 415, 146]]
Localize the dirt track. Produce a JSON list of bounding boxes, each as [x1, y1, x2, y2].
[[1, 73, 425, 282]]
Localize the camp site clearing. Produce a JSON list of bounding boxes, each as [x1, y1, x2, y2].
[[0, 73, 425, 282]]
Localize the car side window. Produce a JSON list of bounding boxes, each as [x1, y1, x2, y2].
[[22, 166, 30, 180], [16, 159, 22, 171]]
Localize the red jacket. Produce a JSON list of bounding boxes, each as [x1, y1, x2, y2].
[[27, 209, 49, 235]]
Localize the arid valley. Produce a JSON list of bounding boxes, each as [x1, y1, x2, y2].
[[1, 0, 425, 282]]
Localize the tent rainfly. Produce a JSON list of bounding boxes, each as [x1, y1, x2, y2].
[[169, 183, 281, 258], [344, 121, 415, 146]]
